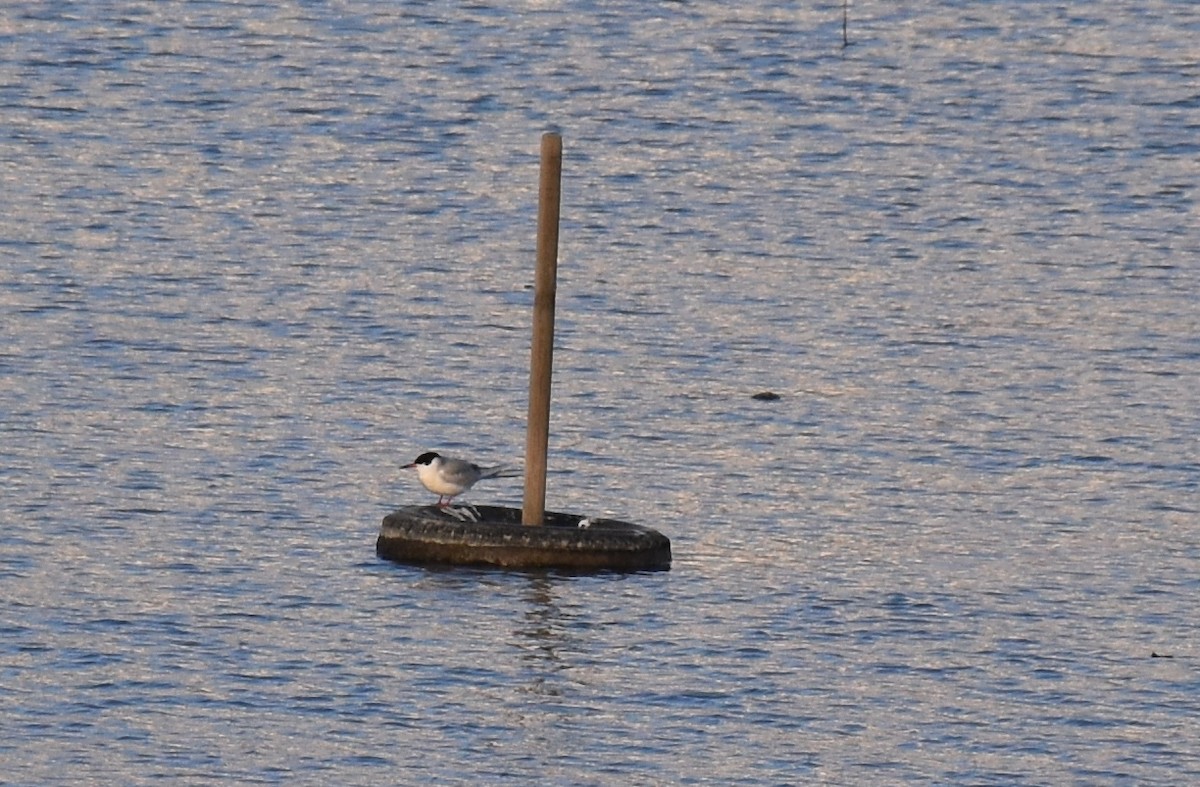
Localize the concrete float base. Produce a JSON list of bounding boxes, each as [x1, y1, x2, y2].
[[377, 505, 671, 572]]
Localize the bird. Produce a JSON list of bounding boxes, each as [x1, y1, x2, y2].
[[402, 451, 519, 507]]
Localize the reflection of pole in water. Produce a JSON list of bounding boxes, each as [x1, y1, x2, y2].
[[515, 576, 574, 697]]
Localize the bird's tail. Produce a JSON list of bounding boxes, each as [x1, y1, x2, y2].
[[479, 465, 522, 479]]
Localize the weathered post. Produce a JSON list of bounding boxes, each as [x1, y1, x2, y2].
[[523, 132, 562, 526]]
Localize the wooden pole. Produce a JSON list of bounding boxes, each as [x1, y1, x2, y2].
[[523, 132, 562, 526]]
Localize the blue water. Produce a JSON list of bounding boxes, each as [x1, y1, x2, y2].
[[3, 1, 1199, 783]]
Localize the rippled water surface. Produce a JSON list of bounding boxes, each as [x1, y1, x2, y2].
[[3, 1, 1199, 783]]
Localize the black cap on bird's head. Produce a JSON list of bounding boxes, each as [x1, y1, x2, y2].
[[403, 451, 440, 468]]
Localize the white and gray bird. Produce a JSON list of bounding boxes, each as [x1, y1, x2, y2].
[[402, 451, 519, 506]]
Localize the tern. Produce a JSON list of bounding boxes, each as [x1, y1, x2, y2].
[[403, 451, 520, 506]]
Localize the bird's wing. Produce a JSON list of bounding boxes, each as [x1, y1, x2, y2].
[[479, 465, 522, 479]]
